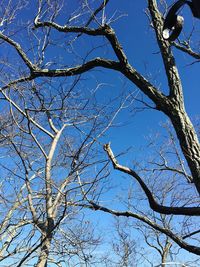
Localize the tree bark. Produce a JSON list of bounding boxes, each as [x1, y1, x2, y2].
[[164, 101, 200, 194], [36, 236, 51, 267], [148, 0, 200, 195], [161, 240, 172, 266]]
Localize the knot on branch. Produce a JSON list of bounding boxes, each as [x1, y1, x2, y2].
[[103, 142, 111, 152], [103, 24, 115, 36]]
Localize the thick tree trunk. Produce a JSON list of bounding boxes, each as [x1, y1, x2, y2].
[[165, 101, 200, 194], [36, 236, 51, 267], [147, 0, 200, 195]]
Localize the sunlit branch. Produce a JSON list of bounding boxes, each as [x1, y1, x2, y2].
[[0, 91, 54, 138], [104, 143, 200, 216]]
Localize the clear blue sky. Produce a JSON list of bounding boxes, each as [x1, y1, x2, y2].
[[2, 0, 200, 265]]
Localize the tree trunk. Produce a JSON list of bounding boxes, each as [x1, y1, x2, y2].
[[161, 241, 172, 267], [148, 0, 200, 195], [164, 101, 200, 194], [36, 236, 51, 267]]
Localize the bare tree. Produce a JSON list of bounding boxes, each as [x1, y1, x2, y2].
[[95, 123, 200, 266], [107, 218, 138, 267], [0, 2, 133, 266], [1, 0, 200, 265]]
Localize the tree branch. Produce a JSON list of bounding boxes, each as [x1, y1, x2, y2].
[[0, 32, 35, 71], [104, 143, 200, 216], [83, 201, 200, 256], [173, 42, 200, 60]]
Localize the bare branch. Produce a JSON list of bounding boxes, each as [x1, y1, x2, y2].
[[103, 143, 200, 216], [83, 201, 200, 256], [0, 32, 35, 71]]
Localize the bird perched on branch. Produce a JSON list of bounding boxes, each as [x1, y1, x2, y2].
[[163, 0, 200, 41]]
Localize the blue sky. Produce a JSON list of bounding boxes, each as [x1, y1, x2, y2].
[[1, 0, 200, 265]]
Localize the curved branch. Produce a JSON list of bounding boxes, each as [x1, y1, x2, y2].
[[32, 58, 121, 77], [84, 201, 200, 256], [34, 20, 106, 36], [183, 228, 200, 239], [104, 143, 200, 216]]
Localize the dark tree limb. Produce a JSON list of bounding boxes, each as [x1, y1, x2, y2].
[[103, 143, 200, 216], [162, 0, 200, 41], [83, 201, 200, 256], [163, 0, 185, 41], [32, 58, 121, 77]]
